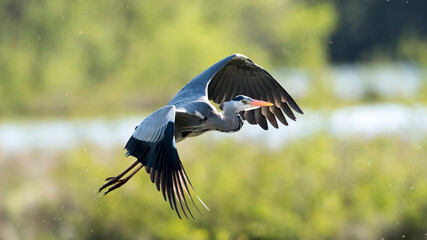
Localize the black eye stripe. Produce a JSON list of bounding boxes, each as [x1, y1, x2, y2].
[[233, 96, 245, 101]]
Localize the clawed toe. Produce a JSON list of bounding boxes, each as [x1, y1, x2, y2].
[[103, 179, 129, 195], [99, 177, 130, 195], [99, 177, 118, 193], [99, 161, 143, 195]]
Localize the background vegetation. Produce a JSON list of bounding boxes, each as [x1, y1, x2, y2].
[[1, 0, 425, 118], [1, 0, 426, 239], [2, 136, 426, 239]]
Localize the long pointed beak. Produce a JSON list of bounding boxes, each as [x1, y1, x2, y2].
[[250, 100, 274, 107]]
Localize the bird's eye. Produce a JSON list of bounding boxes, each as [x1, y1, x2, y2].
[[241, 100, 247, 104]]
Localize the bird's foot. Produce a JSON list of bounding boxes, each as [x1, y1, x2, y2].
[[99, 161, 143, 195], [99, 176, 130, 195]]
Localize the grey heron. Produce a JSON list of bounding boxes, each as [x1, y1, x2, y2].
[[99, 54, 303, 219]]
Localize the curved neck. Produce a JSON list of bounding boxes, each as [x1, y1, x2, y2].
[[218, 108, 243, 132]]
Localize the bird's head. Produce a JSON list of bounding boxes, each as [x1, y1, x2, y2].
[[220, 95, 273, 112]]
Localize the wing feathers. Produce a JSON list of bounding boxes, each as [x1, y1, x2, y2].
[[280, 102, 296, 121], [256, 110, 268, 130], [271, 106, 288, 126], [243, 110, 257, 125], [125, 106, 205, 219], [216, 67, 234, 103], [207, 55, 302, 129], [263, 106, 278, 128]]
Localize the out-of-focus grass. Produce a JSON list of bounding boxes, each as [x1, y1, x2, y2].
[[0, 0, 337, 119], [1, 1, 427, 239], [1, 135, 426, 239], [1, 0, 426, 120]]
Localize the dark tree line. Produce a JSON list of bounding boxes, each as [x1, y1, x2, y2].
[[328, 0, 427, 62]]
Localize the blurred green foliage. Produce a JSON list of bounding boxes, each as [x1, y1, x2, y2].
[[1, 135, 426, 239], [0, 0, 336, 118], [1, 1, 427, 239], [1, 0, 426, 118]]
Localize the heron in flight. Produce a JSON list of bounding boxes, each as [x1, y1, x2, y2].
[[99, 54, 303, 219]]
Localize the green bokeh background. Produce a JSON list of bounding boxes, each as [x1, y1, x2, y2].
[[1, 0, 426, 239]]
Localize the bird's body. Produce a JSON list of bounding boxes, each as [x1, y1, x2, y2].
[[99, 54, 303, 219]]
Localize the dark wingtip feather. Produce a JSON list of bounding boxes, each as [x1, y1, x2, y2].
[[126, 124, 207, 219], [174, 172, 195, 220], [284, 92, 303, 115]]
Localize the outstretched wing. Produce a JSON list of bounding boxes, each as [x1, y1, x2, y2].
[[208, 54, 303, 130], [124, 106, 207, 219], [168, 54, 303, 130]]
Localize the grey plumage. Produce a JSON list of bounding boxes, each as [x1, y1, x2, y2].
[[99, 53, 303, 219]]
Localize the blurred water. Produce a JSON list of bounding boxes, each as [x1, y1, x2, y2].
[[228, 103, 427, 149], [0, 103, 426, 155], [275, 63, 423, 99]]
